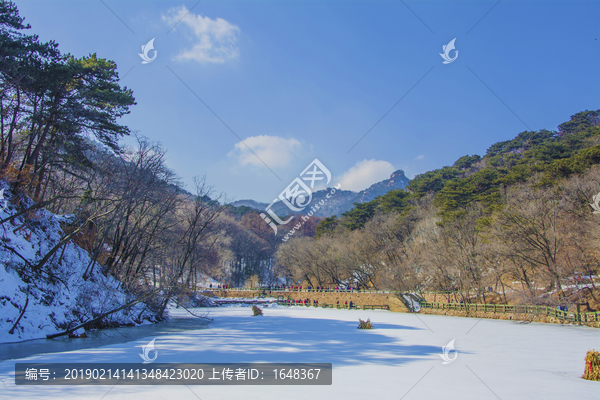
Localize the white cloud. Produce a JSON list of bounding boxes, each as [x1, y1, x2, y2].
[[416, 155, 425, 160], [338, 159, 395, 192], [228, 135, 302, 169], [163, 6, 240, 63]]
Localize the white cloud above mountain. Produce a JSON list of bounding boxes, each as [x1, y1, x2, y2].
[[228, 135, 302, 169], [163, 5, 240, 63], [337, 159, 395, 192]]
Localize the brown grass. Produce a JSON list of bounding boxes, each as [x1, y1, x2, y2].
[[358, 318, 373, 329], [252, 305, 263, 316], [583, 350, 600, 381]]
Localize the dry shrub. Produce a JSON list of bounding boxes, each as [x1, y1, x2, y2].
[[0, 164, 38, 192], [358, 318, 372, 329], [252, 305, 263, 316], [71, 221, 97, 254], [583, 350, 600, 381]]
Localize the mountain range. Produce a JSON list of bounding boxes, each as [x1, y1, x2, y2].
[[230, 169, 410, 218]]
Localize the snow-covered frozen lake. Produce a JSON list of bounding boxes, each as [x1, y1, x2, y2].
[[0, 305, 598, 399]]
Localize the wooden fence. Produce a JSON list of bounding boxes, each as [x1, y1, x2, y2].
[[420, 302, 600, 323], [218, 287, 392, 294], [276, 300, 389, 310]]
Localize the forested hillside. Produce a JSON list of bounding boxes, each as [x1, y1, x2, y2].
[[0, 1, 284, 340], [2, 0, 599, 342], [278, 110, 600, 309]]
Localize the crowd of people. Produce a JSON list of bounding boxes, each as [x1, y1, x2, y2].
[[280, 299, 356, 308], [207, 284, 365, 292], [209, 284, 229, 289]]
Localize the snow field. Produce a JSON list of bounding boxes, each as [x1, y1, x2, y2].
[[0, 306, 598, 399]]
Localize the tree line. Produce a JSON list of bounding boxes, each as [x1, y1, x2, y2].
[[0, 1, 293, 320], [277, 110, 600, 308], [3, 0, 599, 317]]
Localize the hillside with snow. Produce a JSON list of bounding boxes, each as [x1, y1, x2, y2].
[[0, 181, 157, 344]]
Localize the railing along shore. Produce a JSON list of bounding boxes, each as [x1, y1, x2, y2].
[[420, 301, 600, 323]]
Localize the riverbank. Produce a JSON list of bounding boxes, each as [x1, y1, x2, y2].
[[0, 183, 160, 344], [0, 312, 211, 363]]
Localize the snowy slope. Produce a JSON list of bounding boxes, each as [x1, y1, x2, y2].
[[0, 181, 156, 344]]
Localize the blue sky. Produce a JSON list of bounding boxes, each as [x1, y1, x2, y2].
[[14, 0, 600, 202]]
